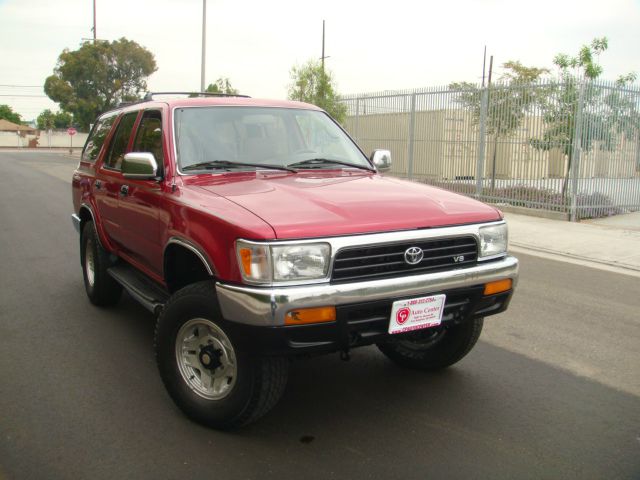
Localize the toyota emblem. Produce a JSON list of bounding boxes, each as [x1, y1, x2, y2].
[[404, 246, 423, 265]]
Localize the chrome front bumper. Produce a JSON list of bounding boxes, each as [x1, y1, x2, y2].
[[216, 255, 518, 327]]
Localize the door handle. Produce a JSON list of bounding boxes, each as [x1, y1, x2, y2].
[[120, 185, 129, 196], [95, 180, 102, 190]]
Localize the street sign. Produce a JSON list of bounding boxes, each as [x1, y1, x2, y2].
[[67, 127, 77, 153]]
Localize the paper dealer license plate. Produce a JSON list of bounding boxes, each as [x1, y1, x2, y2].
[[388, 294, 446, 334]]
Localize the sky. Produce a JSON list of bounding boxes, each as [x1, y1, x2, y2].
[[1, 0, 639, 121]]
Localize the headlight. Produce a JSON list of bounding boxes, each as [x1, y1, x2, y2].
[[272, 244, 330, 281], [478, 223, 508, 258], [236, 241, 330, 284]]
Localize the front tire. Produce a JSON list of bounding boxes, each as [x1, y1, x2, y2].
[[81, 221, 122, 306], [154, 281, 288, 429], [377, 318, 484, 370]]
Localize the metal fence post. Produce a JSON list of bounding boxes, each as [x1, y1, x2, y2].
[[476, 87, 489, 197], [354, 97, 360, 143], [407, 92, 417, 180], [636, 130, 640, 172], [569, 81, 586, 222]]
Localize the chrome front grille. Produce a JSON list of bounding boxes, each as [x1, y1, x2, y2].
[[331, 236, 478, 283]]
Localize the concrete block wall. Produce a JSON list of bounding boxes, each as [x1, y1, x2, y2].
[[0, 131, 88, 148]]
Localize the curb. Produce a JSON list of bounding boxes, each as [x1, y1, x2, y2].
[[510, 243, 640, 277]]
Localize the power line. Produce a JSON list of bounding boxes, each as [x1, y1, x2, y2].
[[0, 85, 42, 88], [0, 94, 47, 98]]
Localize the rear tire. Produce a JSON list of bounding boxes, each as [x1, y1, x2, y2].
[[154, 281, 288, 429], [377, 318, 484, 370], [81, 221, 122, 306]]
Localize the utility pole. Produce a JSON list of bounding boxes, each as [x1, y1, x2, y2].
[[320, 20, 330, 73], [481, 46, 486, 87], [92, 0, 97, 43], [200, 0, 207, 92], [487, 55, 494, 86]]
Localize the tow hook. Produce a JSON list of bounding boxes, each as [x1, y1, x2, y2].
[[340, 349, 351, 361]]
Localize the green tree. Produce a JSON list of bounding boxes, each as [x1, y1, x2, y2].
[[54, 111, 73, 129], [0, 104, 22, 124], [531, 37, 638, 193], [610, 74, 640, 172], [37, 109, 73, 130], [44, 38, 157, 130], [189, 77, 239, 97], [37, 109, 55, 130], [205, 77, 238, 95], [450, 62, 549, 187], [287, 60, 347, 124], [450, 61, 549, 134], [552, 37, 608, 80]]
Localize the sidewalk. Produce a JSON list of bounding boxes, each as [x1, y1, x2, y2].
[[504, 211, 640, 275]]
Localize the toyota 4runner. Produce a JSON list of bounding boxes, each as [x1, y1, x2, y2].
[[71, 92, 518, 429]]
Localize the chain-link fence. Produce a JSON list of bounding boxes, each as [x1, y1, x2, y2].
[[340, 79, 640, 220]]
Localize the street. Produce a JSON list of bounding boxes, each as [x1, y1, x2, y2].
[[1, 151, 638, 479]]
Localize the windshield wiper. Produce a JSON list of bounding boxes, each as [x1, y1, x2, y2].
[[182, 160, 297, 173], [287, 158, 374, 172]]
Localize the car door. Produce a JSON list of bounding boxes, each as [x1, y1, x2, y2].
[[116, 109, 166, 277], [89, 112, 121, 245], [95, 110, 140, 250]]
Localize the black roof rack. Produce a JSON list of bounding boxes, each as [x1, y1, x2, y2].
[[143, 91, 251, 101]]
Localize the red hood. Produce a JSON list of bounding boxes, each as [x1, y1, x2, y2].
[[187, 171, 501, 239]]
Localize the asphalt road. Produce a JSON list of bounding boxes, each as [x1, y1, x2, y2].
[[1, 151, 639, 480]]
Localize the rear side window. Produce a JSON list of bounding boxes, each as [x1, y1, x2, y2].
[[133, 110, 163, 173], [81, 114, 117, 163], [104, 112, 139, 170]]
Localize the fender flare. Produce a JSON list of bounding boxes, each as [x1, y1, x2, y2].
[[78, 203, 113, 252], [163, 237, 216, 278]]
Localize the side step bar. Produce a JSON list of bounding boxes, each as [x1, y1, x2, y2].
[[108, 264, 169, 315]]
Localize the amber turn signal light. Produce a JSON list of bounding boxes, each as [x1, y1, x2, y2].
[[285, 306, 336, 325], [483, 279, 512, 296], [239, 248, 252, 276]]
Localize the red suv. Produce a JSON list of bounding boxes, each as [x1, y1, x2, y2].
[[72, 93, 518, 429]]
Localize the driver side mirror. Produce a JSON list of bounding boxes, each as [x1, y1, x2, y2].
[[122, 152, 159, 180], [371, 149, 392, 172]]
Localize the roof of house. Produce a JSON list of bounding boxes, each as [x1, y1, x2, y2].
[[0, 118, 37, 133]]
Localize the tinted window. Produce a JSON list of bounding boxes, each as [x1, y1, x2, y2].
[[104, 112, 138, 170], [132, 110, 163, 174], [81, 114, 117, 163]]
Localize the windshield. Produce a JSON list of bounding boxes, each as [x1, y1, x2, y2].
[[174, 107, 371, 172]]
